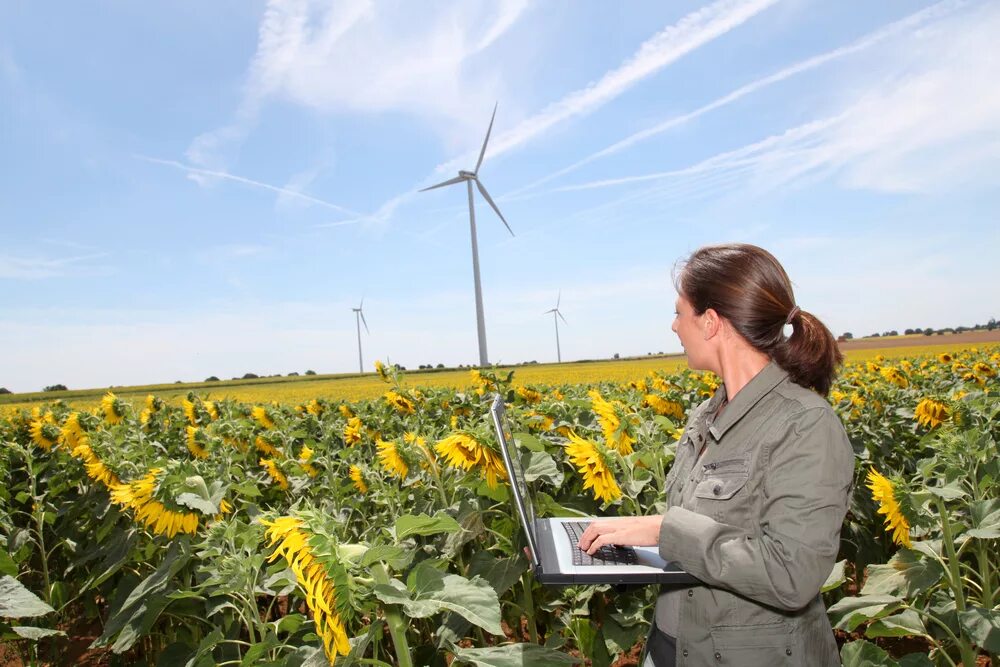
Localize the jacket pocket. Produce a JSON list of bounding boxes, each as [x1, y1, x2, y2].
[[710, 622, 793, 665], [693, 456, 750, 501]]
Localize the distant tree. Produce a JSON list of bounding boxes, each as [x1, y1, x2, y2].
[[988, 318, 998, 331], [303, 370, 316, 375], [287, 372, 299, 376], [842, 332, 854, 340], [436, 363, 445, 369], [904, 328, 914, 335], [43, 384, 68, 392], [242, 373, 259, 380], [871, 333, 880, 338], [205, 376, 220, 382], [613, 353, 620, 359], [0, 387, 11, 394]]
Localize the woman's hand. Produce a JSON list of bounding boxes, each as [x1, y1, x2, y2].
[[578, 516, 664, 555]]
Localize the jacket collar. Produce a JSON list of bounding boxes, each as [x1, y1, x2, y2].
[[708, 361, 788, 441]]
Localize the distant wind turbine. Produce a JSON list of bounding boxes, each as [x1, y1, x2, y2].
[[352, 299, 369, 374], [420, 103, 513, 367], [544, 291, 568, 363]]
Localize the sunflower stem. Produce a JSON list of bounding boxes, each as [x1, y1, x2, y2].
[[371, 563, 412, 667], [934, 497, 977, 667]]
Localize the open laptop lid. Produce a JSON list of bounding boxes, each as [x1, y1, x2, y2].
[[489, 393, 541, 568]]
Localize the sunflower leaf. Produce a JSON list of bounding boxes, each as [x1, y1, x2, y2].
[[860, 550, 942, 598], [394, 513, 461, 541], [840, 639, 899, 667], [11, 626, 65, 640], [0, 576, 54, 618], [174, 493, 217, 515], [451, 644, 582, 666], [957, 607, 1000, 653], [821, 559, 847, 593], [827, 595, 903, 632]]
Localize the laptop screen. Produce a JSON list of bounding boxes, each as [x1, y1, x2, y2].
[[489, 394, 540, 565]]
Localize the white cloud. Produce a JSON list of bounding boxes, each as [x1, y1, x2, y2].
[[0, 252, 110, 280]]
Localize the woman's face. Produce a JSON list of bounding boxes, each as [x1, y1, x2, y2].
[[672, 295, 709, 370]]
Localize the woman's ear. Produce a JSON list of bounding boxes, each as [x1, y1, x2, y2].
[[703, 308, 721, 340]]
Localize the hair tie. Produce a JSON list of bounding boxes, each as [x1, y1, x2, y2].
[[785, 306, 800, 325]]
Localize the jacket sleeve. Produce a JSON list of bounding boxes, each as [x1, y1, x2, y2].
[[658, 406, 854, 611]]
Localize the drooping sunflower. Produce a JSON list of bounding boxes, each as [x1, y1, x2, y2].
[[515, 386, 542, 404], [343, 417, 364, 447], [376, 438, 408, 479], [254, 434, 283, 459], [298, 445, 319, 478], [384, 390, 415, 415], [349, 465, 368, 494], [59, 412, 85, 449], [186, 426, 209, 459], [374, 359, 390, 382], [588, 390, 636, 455], [866, 468, 911, 548], [643, 394, 685, 421], [565, 431, 621, 503], [101, 391, 126, 425], [915, 398, 949, 429], [261, 458, 289, 490], [435, 433, 506, 488], [880, 366, 909, 389], [260, 517, 351, 659], [29, 414, 59, 451], [338, 403, 354, 419], [71, 440, 121, 489], [109, 469, 214, 539], [306, 399, 324, 416], [252, 406, 276, 430], [973, 361, 996, 378]]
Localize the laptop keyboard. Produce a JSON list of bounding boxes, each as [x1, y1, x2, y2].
[[563, 521, 639, 566]]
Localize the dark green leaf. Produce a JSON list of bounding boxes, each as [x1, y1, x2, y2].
[[860, 550, 942, 598], [957, 607, 1000, 652], [11, 626, 65, 640], [865, 609, 927, 638], [395, 513, 461, 540], [840, 639, 899, 667], [827, 595, 903, 632], [452, 644, 582, 666], [966, 499, 1000, 539], [0, 576, 54, 618]]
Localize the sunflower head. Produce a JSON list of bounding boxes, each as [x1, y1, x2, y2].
[[101, 392, 126, 425], [565, 431, 621, 503], [866, 467, 912, 548], [915, 398, 949, 429], [376, 438, 409, 479]]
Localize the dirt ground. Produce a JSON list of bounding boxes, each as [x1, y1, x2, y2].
[[839, 329, 1000, 351]]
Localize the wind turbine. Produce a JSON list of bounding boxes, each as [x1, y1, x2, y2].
[[544, 291, 567, 363], [352, 299, 369, 374], [420, 103, 513, 367]]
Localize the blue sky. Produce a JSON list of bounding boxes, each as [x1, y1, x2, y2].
[[2, 0, 999, 393]]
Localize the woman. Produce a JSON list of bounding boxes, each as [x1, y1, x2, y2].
[[579, 243, 854, 666]]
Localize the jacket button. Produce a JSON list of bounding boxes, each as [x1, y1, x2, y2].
[[715, 651, 722, 661], [687, 589, 694, 597], [682, 649, 689, 657], [785, 648, 792, 656], [712, 485, 722, 495]]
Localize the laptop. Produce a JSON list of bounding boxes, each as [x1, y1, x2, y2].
[[489, 394, 697, 585]]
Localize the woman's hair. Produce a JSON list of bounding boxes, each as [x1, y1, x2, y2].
[[674, 243, 842, 396]]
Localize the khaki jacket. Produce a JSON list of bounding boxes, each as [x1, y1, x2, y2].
[[655, 362, 854, 666]]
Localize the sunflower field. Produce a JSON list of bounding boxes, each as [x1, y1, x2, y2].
[[1, 348, 998, 667]]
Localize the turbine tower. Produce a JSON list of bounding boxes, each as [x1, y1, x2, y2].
[[420, 103, 513, 367], [544, 291, 567, 363], [352, 299, 369, 374]]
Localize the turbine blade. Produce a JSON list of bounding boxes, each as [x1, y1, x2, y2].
[[474, 102, 498, 175], [558, 311, 568, 325], [475, 179, 514, 236], [556, 290, 561, 309], [361, 311, 370, 334], [419, 175, 465, 192], [544, 308, 556, 314]]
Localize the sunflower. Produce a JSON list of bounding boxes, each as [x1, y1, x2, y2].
[[880, 367, 909, 389], [643, 394, 685, 420], [343, 417, 364, 446], [524, 411, 555, 432], [338, 404, 354, 419], [915, 398, 949, 429], [101, 392, 125, 425], [110, 469, 204, 539], [255, 434, 282, 459], [973, 361, 996, 378], [261, 458, 289, 490], [376, 438, 408, 479], [435, 433, 506, 488], [252, 406, 276, 430], [59, 412, 85, 449], [565, 431, 621, 503], [306, 399, 324, 416], [186, 426, 209, 460], [588, 390, 636, 455], [374, 359, 390, 382], [349, 465, 368, 494], [298, 445, 319, 478], [260, 517, 351, 660], [29, 414, 59, 451], [866, 468, 911, 548], [384, 390, 415, 415], [71, 440, 121, 489], [515, 386, 542, 404], [938, 352, 953, 363]]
